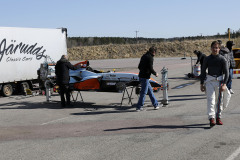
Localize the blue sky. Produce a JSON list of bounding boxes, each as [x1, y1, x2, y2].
[[1, 0, 240, 38]]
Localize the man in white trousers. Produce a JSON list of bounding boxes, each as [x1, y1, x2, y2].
[[200, 41, 229, 127]]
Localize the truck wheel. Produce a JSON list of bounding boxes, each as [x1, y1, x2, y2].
[[20, 82, 30, 95], [21, 82, 30, 90], [2, 84, 13, 97]]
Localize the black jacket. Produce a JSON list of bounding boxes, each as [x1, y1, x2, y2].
[[55, 57, 80, 85], [196, 51, 207, 66], [138, 52, 156, 79]]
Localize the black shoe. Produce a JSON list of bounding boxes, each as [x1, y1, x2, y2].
[[61, 103, 66, 108], [66, 104, 74, 108]]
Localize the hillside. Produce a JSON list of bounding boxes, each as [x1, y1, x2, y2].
[[67, 38, 240, 61]]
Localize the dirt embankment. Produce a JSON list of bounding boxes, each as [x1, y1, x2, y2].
[[68, 38, 240, 61]]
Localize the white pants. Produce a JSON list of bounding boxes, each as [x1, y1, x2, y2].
[[205, 75, 223, 119]]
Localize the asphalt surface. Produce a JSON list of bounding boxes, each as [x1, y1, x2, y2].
[[0, 57, 240, 160]]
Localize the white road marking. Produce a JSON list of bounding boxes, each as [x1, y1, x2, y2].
[[226, 146, 240, 160], [41, 117, 70, 125]]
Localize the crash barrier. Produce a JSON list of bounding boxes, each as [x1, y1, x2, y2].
[[161, 67, 169, 105]]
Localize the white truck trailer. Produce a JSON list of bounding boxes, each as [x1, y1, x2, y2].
[[0, 27, 67, 96]]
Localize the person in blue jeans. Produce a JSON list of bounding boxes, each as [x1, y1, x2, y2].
[[136, 46, 161, 111]]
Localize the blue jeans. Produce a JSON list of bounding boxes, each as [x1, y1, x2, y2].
[[137, 78, 159, 109], [227, 68, 233, 90]]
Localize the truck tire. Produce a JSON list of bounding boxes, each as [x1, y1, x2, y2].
[[21, 82, 30, 90], [20, 82, 30, 95], [2, 84, 13, 97]]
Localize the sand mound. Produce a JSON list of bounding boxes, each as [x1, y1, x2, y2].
[[68, 38, 239, 61]]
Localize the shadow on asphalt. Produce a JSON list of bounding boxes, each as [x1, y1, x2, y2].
[[0, 100, 135, 111], [169, 97, 206, 102], [168, 77, 190, 80], [71, 109, 136, 116], [168, 94, 206, 102], [168, 94, 205, 97], [104, 123, 211, 131]]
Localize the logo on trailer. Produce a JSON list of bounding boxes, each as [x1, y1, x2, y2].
[[0, 39, 47, 62]]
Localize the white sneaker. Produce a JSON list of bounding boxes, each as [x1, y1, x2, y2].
[[136, 109, 141, 112], [154, 103, 163, 110], [154, 106, 159, 110], [136, 108, 145, 112], [230, 89, 234, 94]]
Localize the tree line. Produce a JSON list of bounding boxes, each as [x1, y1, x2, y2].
[[67, 29, 240, 48]]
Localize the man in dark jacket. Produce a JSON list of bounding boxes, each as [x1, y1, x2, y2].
[[55, 55, 80, 107], [136, 46, 161, 111]]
